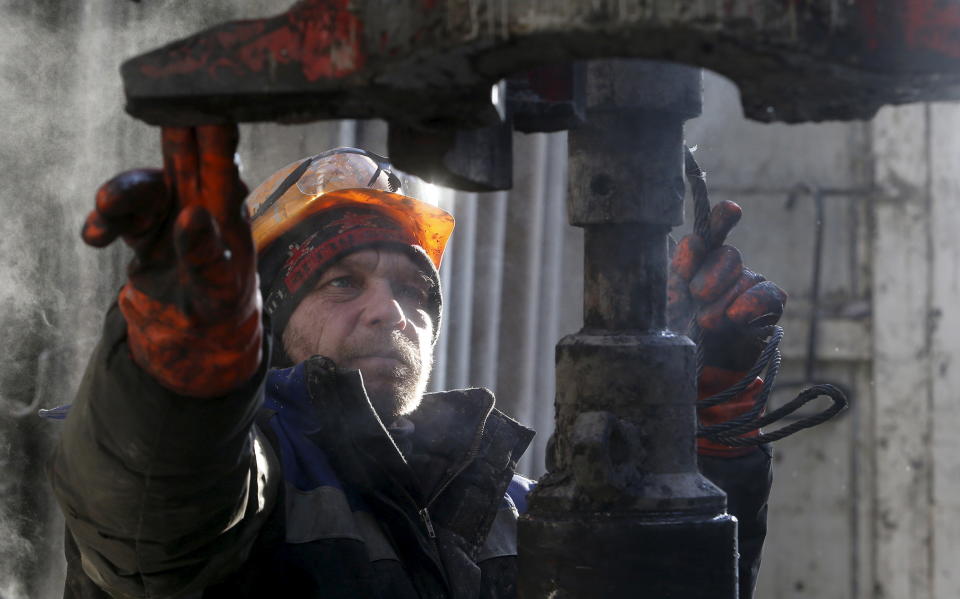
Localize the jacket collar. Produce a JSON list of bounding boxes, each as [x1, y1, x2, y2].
[[265, 356, 535, 588], [264, 358, 534, 504]]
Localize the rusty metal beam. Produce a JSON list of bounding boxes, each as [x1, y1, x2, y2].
[[123, 0, 960, 131]]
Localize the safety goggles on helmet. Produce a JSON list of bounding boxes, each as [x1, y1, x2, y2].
[[244, 148, 453, 269]]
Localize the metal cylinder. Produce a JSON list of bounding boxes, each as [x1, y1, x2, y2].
[[518, 60, 738, 598], [582, 224, 668, 331]]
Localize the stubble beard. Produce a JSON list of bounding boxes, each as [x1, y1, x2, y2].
[[343, 329, 433, 422], [283, 327, 433, 423]]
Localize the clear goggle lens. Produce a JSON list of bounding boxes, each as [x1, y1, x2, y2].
[[296, 148, 404, 197]]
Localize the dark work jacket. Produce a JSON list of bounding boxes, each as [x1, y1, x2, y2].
[[49, 306, 535, 599]]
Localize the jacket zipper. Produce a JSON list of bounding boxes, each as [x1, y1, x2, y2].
[[419, 508, 436, 539], [419, 395, 495, 526]]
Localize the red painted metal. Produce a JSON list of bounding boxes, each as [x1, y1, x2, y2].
[[122, 0, 960, 129], [136, 1, 365, 87], [118, 0, 960, 187], [858, 0, 960, 59]]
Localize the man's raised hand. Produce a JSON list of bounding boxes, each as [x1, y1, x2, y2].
[[82, 125, 262, 398], [667, 200, 787, 372]]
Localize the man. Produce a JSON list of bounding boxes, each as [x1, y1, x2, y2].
[[49, 125, 781, 598]]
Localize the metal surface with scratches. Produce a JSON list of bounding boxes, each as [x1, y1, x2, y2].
[[122, 0, 960, 129]]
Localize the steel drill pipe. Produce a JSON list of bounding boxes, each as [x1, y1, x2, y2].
[[518, 60, 737, 598]]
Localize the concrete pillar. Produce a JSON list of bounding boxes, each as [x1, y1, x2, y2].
[[518, 60, 738, 598], [870, 103, 933, 599]]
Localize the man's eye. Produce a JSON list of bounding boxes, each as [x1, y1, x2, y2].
[[327, 276, 356, 289], [397, 284, 428, 304]]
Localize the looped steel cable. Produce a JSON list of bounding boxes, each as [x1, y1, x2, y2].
[[683, 146, 847, 447]]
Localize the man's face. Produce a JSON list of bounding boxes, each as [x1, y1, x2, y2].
[[282, 248, 436, 422]]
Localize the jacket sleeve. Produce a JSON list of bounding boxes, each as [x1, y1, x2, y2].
[[696, 366, 773, 598], [48, 304, 279, 599], [698, 445, 773, 599]]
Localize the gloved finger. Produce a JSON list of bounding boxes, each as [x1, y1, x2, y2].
[[196, 124, 244, 224], [162, 127, 201, 209], [689, 245, 743, 304], [95, 169, 166, 217], [705, 200, 742, 249], [86, 169, 168, 246], [173, 206, 242, 317], [696, 269, 765, 331], [670, 234, 706, 281], [174, 207, 225, 269], [81, 211, 117, 248], [726, 280, 788, 327]]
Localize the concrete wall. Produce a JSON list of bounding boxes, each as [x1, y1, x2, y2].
[[687, 71, 874, 598], [689, 71, 960, 599], [869, 101, 960, 599]]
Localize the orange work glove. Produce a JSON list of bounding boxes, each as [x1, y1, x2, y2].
[[667, 200, 787, 455], [82, 125, 261, 398]]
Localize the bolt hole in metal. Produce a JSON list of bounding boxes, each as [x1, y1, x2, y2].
[[684, 147, 848, 447], [590, 173, 614, 196]]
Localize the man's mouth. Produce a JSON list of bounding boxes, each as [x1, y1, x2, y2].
[[351, 351, 410, 370]]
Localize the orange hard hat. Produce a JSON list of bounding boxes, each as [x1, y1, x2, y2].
[[245, 148, 454, 270]]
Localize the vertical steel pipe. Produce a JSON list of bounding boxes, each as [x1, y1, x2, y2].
[[518, 60, 738, 598]]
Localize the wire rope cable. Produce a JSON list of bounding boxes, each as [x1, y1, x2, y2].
[[683, 146, 847, 447]]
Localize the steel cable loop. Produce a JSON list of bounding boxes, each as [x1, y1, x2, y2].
[[683, 147, 848, 447], [692, 322, 705, 382], [696, 326, 783, 408], [685, 148, 711, 239], [710, 385, 848, 447], [699, 345, 781, 434], [697, 338, 780, 435]]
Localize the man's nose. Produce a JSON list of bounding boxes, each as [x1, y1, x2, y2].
[[362, 281, 407, 330]]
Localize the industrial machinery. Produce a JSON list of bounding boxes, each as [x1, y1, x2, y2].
[[116, 1, 960, 595]]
